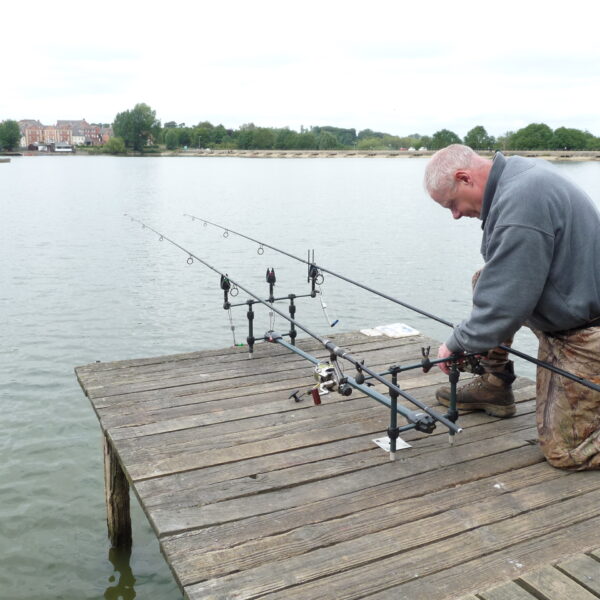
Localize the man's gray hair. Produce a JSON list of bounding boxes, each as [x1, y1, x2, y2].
[[423, 144, 478, 195]]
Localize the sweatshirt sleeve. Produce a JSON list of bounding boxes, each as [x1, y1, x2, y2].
[[446, 223, 555, 353]]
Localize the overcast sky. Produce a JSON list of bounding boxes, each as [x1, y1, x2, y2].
[[3, 0, 599, 137]]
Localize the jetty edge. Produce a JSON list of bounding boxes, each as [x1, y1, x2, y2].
[[74, 329, 600, 599]]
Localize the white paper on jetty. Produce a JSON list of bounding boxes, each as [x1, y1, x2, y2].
[[360, 323, 420, 338]]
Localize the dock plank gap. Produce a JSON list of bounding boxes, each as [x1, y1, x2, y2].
[[75, 330, 600, 600]]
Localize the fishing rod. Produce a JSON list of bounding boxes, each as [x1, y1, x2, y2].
[[185, 214, 600, 394], [126, 215, 467, 458], [184, 214, 451, 328]]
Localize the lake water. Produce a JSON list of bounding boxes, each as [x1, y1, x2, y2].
[[1, 155, 599, 599]]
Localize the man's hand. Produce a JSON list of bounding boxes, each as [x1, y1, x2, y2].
[[437, 343, 453, 375]]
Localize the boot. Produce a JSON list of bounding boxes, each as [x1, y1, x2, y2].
[[436, 362, 516, 418]]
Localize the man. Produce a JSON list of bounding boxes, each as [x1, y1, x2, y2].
[[424, 144, 600, 469]]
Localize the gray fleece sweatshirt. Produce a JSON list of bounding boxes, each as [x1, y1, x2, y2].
[[447, 152, 600, 353]]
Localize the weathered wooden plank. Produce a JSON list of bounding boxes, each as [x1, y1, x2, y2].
[[98, 378, 534, 450], [81, 335, 430, 398], [518, 565, 599, 600], [80, 334, 427, 387], [96, 368, 463, 433], [164, 462, 562, 585], [115, 394, 537, 485], [364, 519, 600, 600], [160, 445, 545, 589], [76, 331, 428, 377], [556, 553, 600, 596], [183, 479, 600, 598], [76, 330, 408, 375], [154, 431, 542, 541], [111, 383, 535, 469], [135, 404, 538, 517], [86, 350, 434, 410], [124, 415, 389, 481], [137, 404, 538, 514], [478, 581, 538, 600], [92, 349, 446, 417]]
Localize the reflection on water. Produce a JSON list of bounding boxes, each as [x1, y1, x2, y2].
[[105, 547, 136, 600], [1, 156, 598, 599]]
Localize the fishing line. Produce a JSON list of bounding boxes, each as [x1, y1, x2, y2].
[[184, 213, 600, 394], [126, 214, 462, 434]]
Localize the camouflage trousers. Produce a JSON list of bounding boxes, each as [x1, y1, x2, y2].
[[472, 270, 600, 469], [533, 327, 600, 470]]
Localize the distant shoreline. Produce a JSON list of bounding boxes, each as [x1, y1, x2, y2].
[[162, 149, 600, 161], [8, 149, 600, 161]]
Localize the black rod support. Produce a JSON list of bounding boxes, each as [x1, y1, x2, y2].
[[267, 332, 452, 434], [246, 301, 255, 358], [183, 214, 600, 394], [388, 366, 400, 461]]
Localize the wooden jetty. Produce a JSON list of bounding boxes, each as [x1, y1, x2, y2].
[[75, 330, 600, 599]]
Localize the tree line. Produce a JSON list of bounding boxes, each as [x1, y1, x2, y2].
[[3, 103, 600, 154], [110, 105, 600, 154]]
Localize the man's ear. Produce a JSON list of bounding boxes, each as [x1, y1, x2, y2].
[[454, 170, 471, 185]]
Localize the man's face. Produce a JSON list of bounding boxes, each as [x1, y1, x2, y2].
[[431, 171, 483, 220]]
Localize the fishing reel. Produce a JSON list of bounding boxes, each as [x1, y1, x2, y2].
[[421, 346, 484, 375], [310, 360, 352, 405], [455, 354, 485, 375]]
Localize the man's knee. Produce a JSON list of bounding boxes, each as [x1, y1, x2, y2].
[[540, 430, 600, 470]]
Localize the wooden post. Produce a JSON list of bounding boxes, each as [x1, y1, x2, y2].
[[103, 433, 132, 548]]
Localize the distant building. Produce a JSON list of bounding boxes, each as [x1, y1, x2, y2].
[[18, 118, 105, 148], [57, 119, 102, 145], [19, 120, 44, 147], [100, 126, 114, 144]]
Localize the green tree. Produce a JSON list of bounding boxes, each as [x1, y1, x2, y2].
[[318, 131, 338, 150], [463, 126, 495, 150], [103, 137, 126, 154], [0, 119, 21, 150], [357, 128, 387, 140], [178, 128, 192, 147], [113, 103, 160, 152], [194, 127, 211, 148], [274, 128, 298, 149], [553, 127, 589, 150], [312, 126, 356, 147], [509, 123, 554, 150], [397, 136, 422, 149], [495, 131, 514, 151], [431, 129, 462, 150], [252, 127, 275, 149], [165, 129, 179, 150], [292, 132, 317, 149], [356, 137, 382, 150], [418, 135, 432, 149], [585, 133, 600, 150]]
